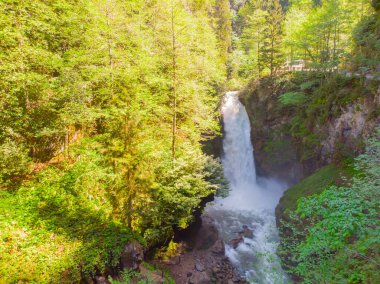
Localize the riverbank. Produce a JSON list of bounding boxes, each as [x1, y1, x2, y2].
[[153, 215, 247, 284]]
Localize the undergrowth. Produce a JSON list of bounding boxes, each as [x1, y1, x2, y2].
[[278, 132, 380, 283]]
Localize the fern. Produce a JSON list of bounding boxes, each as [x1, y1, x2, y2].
[[278, 92, 308, 106]]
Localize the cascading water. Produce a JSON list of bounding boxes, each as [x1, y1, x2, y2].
[[206, 92, 288, 283]]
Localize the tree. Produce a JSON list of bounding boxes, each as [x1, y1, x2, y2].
[[261, 0, 285, 75], [230, 0, 284, 79], [214, 0, 232, 64], [283, 0, 373, 69], [0, 0, 228, 280]]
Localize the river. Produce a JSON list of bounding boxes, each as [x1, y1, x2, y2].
[[206, 92, 289, 284]]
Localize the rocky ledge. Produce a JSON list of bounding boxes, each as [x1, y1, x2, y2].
[[154, 214, 247, 284]]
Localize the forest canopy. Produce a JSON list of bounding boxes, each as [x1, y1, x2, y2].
[[0, 0, 230, 282], [228, 0, 379, 86]]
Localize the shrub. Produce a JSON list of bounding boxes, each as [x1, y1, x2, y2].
[[0, 140, 31, 186], [279, 131, 380, 283], [278, 92, 308, 106]]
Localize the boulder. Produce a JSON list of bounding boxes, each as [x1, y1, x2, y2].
[[211, 239, 225, 255], [239, 225, 253, 239], [229, 236, 243, 249], [120, 240, 144, 271], [195, 262, 205, 272]]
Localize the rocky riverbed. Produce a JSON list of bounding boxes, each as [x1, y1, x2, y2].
[[154, 214, 247, 284]]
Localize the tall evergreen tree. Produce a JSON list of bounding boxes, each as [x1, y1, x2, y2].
[[261, 0, 285, 75], [214, 0, 232, 64]]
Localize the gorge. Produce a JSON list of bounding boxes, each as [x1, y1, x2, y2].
[[0, 0, 379, 283]]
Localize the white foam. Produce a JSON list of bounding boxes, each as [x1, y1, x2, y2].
[[206, 92, 288, 284]]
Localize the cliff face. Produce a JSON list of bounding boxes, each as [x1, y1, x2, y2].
[[239, 73, 379, 281], [239, 73, 380, 186], [318, 93, 380, 162], [240, 77, 307, 185]]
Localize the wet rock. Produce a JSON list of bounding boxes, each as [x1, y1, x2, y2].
[[239, 225, 253, 239], [229, 236, 244, 249], [155, 214, 247, 284]]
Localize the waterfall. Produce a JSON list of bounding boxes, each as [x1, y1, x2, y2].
[[206, 92, 288, 284], [222, 91, 257, 188], [216, 91, 283, 211]]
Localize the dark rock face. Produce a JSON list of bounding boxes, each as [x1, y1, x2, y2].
[[239, 78, 309, 185], [239, 75, 379, 281], [120, 240, 144, 271], [155, 215, 247, 284], [240, 76, 380, 186]]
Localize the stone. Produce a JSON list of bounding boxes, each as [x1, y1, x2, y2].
[[94, 276, 108, 284], [188, 271, 211, 284], [120, 240, 144, 271], [239, 225, 253, 239], [229, 236, 243, 249], [155, 215, 248, 284], [195, 262, 205, 272], [211, 239, 225, 255]]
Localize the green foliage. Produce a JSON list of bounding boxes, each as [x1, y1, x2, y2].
[[351, 14, 380, 71], [279, 132, 380, 283], [299, 79, 320, 91], [0, 0, 229, 282], [231, 0, 377, 82], [284, 0, 373, 69], [272, 71, 369, 161], [214, 0, 232, 64], [107, 265, 175, 284], [203, 156, 230, 197], [142, 152, 225, 245], [0, 154, 134, 282], [303, 73, 371, 126], [279, 92, 308, 106], [289, 116, 319, 160], [228, 0, 285, 85], [0, 140, 31, 186], [277, 164, 341, 215]]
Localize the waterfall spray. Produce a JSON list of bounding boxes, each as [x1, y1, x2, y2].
[[207, 92, 288, 283]]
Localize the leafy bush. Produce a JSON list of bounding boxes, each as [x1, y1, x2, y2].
[[351, 14, 380, 71], [203, 156, 229, 197], [0, 140, 31, 186], [279, 92, 308, 106], [142, 152, 226, 245], [299, 80, 320, 91], [0, 149, 134, 283], [279, 132, 380, 283]]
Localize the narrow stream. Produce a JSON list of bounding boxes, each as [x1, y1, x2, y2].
[[206, 92, 288, 283]]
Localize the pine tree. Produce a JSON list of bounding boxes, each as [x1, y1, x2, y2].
[[261, 0, 285, 75], [214, 0, 232, 64]]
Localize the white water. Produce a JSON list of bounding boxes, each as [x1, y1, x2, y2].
[[206, 92, 288, 283]]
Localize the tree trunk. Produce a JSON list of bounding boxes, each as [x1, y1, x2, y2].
[[105, 5, 114, 98], [171, 4, 177, 161]]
